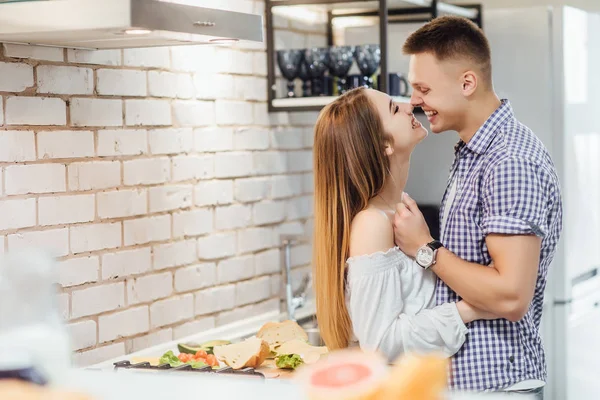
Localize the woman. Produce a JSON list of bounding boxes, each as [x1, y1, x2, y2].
[[313, 87, 493, 361]]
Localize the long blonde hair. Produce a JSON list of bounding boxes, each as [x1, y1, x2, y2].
[[313, 88, 391, 350]]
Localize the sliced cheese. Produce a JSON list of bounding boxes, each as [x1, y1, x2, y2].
[[213, 337, 270, 370]]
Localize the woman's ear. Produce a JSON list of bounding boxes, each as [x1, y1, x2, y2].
[[384, 142, 394, 156]]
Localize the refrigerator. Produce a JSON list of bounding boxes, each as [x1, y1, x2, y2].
[[343, 5, 600, 399]]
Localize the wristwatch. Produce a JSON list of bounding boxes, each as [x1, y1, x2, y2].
[[415, 240, 444, 269]]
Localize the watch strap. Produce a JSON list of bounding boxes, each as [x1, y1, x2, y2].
[[427, 240, 444, 251]]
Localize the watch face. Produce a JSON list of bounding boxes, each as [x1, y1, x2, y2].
[[416, 247, 434, 267]]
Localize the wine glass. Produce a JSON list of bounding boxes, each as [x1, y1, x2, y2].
[[328, 46, 355, 95], [354, 45, 381, 89], [276, 49, 303, 98]]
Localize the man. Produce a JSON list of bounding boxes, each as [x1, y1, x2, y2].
[[393, 17, 563, 398]]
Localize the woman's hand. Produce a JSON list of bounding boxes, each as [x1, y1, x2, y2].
[[456, 301, 498, 323]]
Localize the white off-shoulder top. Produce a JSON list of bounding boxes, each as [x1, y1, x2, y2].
[[344, 246, 468, 361]]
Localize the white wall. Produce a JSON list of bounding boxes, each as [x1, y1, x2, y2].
[[453, 0, 600, 13]]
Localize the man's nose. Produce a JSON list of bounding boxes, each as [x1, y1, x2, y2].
[[410, 92, 423, 107]]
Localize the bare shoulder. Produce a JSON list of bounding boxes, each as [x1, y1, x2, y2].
[[349, 208, 395, 258]]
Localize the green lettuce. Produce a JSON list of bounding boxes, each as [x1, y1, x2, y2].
[[159, 351, 207, 369], [275, 354, 304, 370]]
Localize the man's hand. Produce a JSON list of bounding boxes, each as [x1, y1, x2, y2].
[[393, 193, 433, 258]]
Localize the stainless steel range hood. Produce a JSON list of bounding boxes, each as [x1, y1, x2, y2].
[[0, 0, 263, 49]]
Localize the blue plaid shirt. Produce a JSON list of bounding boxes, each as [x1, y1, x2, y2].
[[437, 100, 563, 391]]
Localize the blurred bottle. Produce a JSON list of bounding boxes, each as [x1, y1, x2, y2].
[[0, 249, 72, 386]]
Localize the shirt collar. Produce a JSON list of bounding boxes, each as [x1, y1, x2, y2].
[[455, 99, 514, 156]]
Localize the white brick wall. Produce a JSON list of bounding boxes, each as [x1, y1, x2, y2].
[[37, 66, 93, 95], [0, 13, 321, 364]]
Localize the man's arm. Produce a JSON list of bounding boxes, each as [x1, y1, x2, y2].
[[430, 234, 541, 321], [394, 158, 552, 321]]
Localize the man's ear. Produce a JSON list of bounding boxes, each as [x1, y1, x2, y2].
[[461, 71, 478, 96]]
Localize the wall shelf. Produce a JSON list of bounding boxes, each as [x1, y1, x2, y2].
[[265, 0, 482, 113]]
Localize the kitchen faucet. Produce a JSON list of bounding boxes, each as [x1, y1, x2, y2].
[[280, 235, 311, 321]]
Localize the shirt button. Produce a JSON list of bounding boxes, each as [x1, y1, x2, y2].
[[509, 356, 515, 364]]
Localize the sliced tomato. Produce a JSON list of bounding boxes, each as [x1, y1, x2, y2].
[[206, 354, 218, 367], [195, 350, 208, 359]]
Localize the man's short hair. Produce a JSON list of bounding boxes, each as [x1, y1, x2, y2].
[[403, 16, 492, 86]]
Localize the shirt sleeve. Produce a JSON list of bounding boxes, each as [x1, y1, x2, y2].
[[345, 251, 468, 361], [481, 157, 552, 237]]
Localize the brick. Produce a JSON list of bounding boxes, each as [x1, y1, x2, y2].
[[216, 304, 257, 327], [194, 285, 235, 316], [57, 293, 70, 320], [253, 152, 288, 175], [149, 185, 193, 213], [173, 317, 216, 340], [3, 44, 64, 62], [58, 256, 99, 287], [71, 282, 125, 318], [172, 155, 213, 182], [37, 130, 94, 159], [70, 222, 122, 254], [233, 177, 270, 203], [126, 99, 171, 126], [97, 129, 147, 156], [194, 180, 233, 206], [171, 45, 216, 72], [6, 97, 65, 126], [233, 128, 270, 150], [67, 49, 121, 66], [271, 275, 282, 296], [5, 164, 65, 195], [149, 128, 193, 155], [289, 111, 320, 126], [0, 130, 35, 162], [0, 97, 2, 125], [73, 343, 125, 368], [124, 215, 171, 246], [214, 152, 253, 178], [275, 221, 306, 237], [215, 100, 253, 126], [150, 295, 194, 328], [175, 263, 217, 292], [70, 98, 122, 127], [102, 247, 152, 280], [128, 328, 172, 353], [253, 52, 267, 76], [193, 74, 235, 100], [124, 47, 170, 68], [97, 188, 147, 219], [197, 232, 236, 260], [287, 196, 313, 220], [235, 277, 271, 307], [39, 194, 95, 226], [218, 256, 254, 284], [255, 249, 280, 276], [172, 100, 214, 127], [216, 49, 253, 75], [234, 76, 267, 101], [173, 209, 213, 237], [68, 320, 97, 351], [123, 158, 170, 185], [303, 127, 314, 147], [291, 244, 312, 267], [68, 161, 121, 191], [99, 306, 149, 342], [0, 62, 33, 92], [254, 298, 281, 315], [97, 69, 147, 97], [194, 127, 233, 152], [127, 272, 173, 305], [270, 128, 304, 149], [253, 201, 286, 225], [37, 66, 93, 95], [238, 228, 275, 253], [153, 239, 197, 270], [303, 173, 314, 194], [271, 175, 303, 199], [8, 228, 68, 257], [148, 71, 194, 99], [288, 151, 313, 172], [254, 103, 290, 127], [215, 204, 252, 230]]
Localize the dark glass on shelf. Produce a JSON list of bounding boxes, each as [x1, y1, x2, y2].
[[276, 49, 303, 98], [328, 46, 355, 95], [304, 47, 331, 96], [297, 55, 312, 97], [354, 44, 381, 89]]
